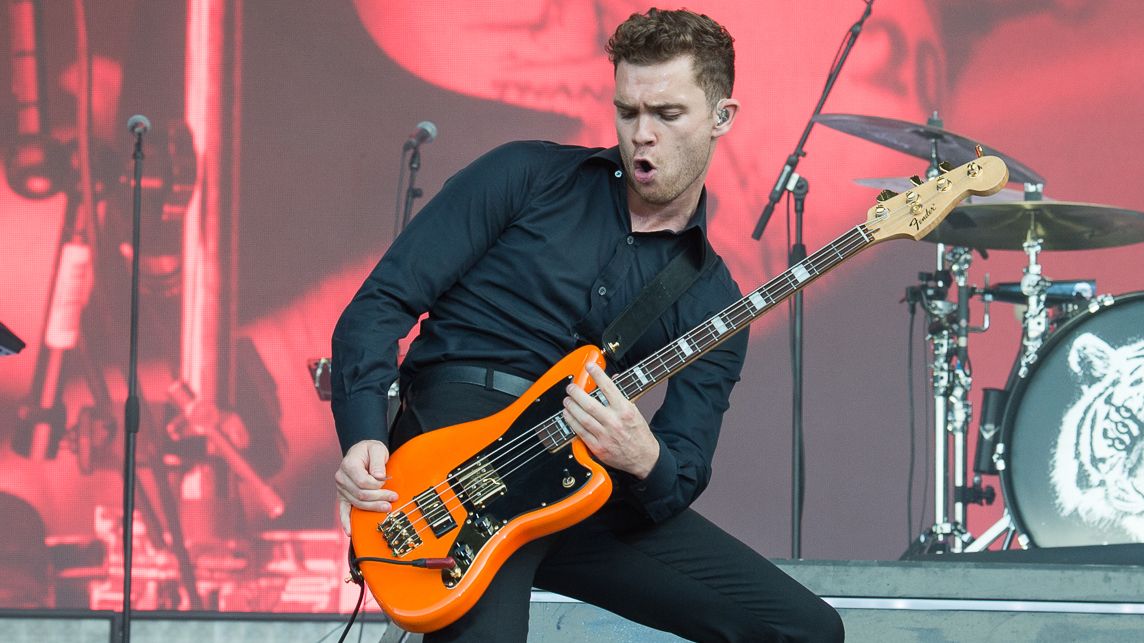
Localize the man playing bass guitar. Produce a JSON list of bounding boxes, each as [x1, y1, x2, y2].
[[332, 8, 844, 642]]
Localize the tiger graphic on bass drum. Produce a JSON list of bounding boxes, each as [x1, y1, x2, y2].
[[1052, 333, 1144, 541]]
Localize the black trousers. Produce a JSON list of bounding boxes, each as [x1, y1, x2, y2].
[[390, 370, 844, 643]]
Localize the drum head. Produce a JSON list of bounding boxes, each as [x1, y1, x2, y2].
[[1001, 292, 1144, 547]]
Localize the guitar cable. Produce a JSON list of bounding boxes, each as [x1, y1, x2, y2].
[[337, 543, 456, 642]]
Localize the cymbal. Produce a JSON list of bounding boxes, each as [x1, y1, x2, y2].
[[854, 177, 1028, 203], [814, 113, 1045, 186], [923, 201, 1144, 251]]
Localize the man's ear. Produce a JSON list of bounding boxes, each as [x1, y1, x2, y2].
[[713, 99, 740, 136]]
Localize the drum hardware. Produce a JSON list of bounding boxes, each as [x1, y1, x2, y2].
[[982, 279, 1095, 307], [906, 244, 997, 556], [1016, 234, 1050, 379]]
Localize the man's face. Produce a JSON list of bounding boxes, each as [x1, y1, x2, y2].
[[613, 55, 719, 214]]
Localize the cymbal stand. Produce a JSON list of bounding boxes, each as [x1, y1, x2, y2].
[[1015, 231, 1049, 379]]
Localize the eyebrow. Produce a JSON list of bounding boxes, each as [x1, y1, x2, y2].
[[613, 99, 688, 112]]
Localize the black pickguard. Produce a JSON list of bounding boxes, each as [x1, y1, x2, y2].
[[442, 376, 597, 585]]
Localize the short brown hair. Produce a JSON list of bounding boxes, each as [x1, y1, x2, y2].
[[605, 8, 735, 107]]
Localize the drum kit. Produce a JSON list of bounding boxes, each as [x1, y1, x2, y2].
[[816, 112, 1144, 555]]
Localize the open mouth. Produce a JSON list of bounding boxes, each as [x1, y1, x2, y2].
[[633, 158, 656, 183]]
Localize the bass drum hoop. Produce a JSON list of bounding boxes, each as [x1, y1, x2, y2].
[[997, 290, 1144, 548]]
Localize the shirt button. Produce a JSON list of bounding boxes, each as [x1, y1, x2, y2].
[[598, 286, 607, 296], [626, 236, 634, 245], [614, 170, 623, 178]]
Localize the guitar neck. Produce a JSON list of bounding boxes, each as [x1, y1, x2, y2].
[[610, 223, 876, 402]]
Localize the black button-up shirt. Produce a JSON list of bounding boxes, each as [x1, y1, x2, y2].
[[331, 141, 748, 522]]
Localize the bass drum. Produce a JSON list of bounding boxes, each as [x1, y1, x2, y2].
[[999, 291, 1144, 547]]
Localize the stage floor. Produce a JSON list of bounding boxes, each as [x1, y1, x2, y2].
[[2, 557, 1142, 642]]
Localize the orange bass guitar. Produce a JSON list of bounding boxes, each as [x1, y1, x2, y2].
[[349, 156, 1010, 632]]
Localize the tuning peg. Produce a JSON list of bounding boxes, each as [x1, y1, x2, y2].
[[974, 144, 984, 158], [909, 175, 924, 186], [877, 189, 898, 202], [938, 161, 953, 173]]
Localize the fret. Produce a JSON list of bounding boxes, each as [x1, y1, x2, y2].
[[747, 291, 768, 312]]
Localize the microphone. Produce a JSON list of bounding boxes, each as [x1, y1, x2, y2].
[[126, 114, 151, 136], [403, 120, 438, 150]]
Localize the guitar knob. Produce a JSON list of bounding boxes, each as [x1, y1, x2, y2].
[[909, 175, 924, 186], [876, 189, 898, 202]]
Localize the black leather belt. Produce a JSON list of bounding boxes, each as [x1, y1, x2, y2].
[[412, 364, 534, 398]]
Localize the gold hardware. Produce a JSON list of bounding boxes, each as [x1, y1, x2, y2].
[[967, 161, 982, 177], [874, 204, 888, 217], [974, 144, 984, 158], [938, 161, 953, 172], [936, 177, 951, 192], [909, 175, 924, 186], [876, 189, 897, 202], [905, 191, 919, 203], [606, 341, 620, 354]]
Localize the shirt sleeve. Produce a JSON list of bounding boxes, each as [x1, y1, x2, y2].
[[330, 142, 542, 454], [622, 292, 749, 523]]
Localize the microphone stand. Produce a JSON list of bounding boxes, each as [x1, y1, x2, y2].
[[120, 123, 146, 643], [789, 177, 808, 559], [748, 0, 874, 559], [400, 145, 424, 232]]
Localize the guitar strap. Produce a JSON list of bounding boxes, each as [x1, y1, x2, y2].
[[601, 239, 716, 362]]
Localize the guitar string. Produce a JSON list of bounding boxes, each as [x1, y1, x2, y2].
[[377, 225, 877, 548]]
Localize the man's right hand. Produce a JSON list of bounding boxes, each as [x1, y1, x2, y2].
[[335, 439, 398, 536]]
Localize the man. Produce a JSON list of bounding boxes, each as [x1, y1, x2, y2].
[[332, 8, 843, 642]]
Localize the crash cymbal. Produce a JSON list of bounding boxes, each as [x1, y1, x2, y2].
[[854, 177, 1029, 203], [814, 113, 1045, 186], [923, 201, 1144, 251]]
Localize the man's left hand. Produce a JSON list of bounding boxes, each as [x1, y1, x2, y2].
[[563, 362, 660, 479]]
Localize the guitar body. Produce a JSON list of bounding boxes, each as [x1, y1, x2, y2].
[[349, 345, 612, 633]]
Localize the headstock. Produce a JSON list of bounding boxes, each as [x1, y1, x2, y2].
[[865, 156, 1009, 243]]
